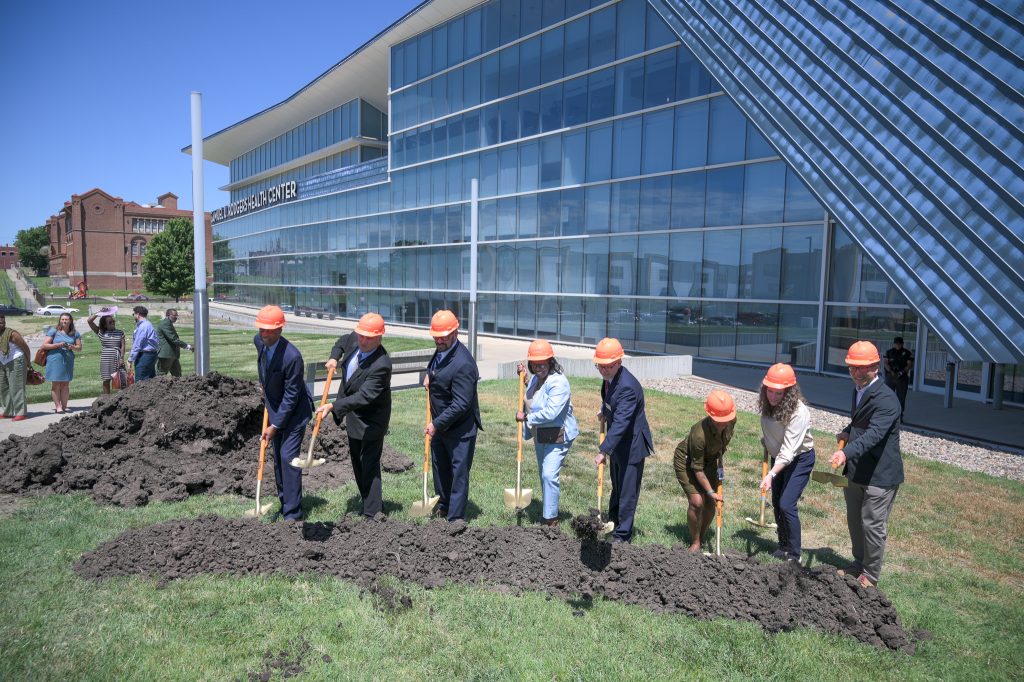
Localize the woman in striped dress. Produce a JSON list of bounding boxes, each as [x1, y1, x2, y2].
[[87, 312, 125, 394]]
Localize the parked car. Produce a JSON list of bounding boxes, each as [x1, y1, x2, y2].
[[123, 293, 149, 301], [0, 304, 31, 316], [35, 304, 79, 316]]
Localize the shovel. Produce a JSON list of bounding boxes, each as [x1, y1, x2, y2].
[[245, 407, 275, 518], [503, 370, 533, 510], [290, 366, 335, 469], [715, 481, 724, 556], [811, 438, 849, 488], [745, 446, 777, 529], [595, 422, 614, 536], [410, 388, 441, 517]]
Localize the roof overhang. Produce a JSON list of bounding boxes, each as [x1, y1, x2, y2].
[[183, 0, 481, 167]]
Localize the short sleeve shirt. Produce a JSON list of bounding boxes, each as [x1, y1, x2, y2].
[[885, 347, 913, 374]]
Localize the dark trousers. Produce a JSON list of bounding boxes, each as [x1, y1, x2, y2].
[[157, 356, 182, 377], [771, 449, 815, 558], [271, 422, 306, 520], [431, 433, 476, 521], [349, 436, 383, 517], [608, 455, 645, 542], [134, 351, 157, 381], [886, 374, 909, 418]]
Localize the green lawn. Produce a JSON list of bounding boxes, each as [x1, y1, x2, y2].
[[0, 379, 1021, 679], [7, 313, 431, 404]]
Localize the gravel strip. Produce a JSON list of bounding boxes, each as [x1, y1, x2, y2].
[[648, 376, 1024, 483]]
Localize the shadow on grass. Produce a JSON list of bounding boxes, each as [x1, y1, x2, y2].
[[342, 495, 404, 518]]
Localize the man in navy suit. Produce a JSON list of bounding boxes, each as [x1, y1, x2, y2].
[[317, 313, 392, 518], [593, 337, 654, 543], [253, 305, 313, 521], [830, 340, 903, 588], [424, 310, 482, 522]]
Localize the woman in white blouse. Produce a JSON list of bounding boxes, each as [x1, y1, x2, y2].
[[759, 363, 816, 562]]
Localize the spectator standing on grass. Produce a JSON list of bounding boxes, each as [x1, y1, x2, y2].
[[758, 364, 816, 563], [317, 313, 392, 518], [0, 313, 31, 421], [594, 338, 654, 544], [88, 311, 126, 394], [157, 309, 193, 377], [254, 305, 313, 521], [514, 339, 578, 527], [883, 336, 914, 422], [42, 313, 82, 414], [128, 306, 159, 381], [830, 341, 903, 589], [424, 310, 482, 523], [673, 390, 736, 553]]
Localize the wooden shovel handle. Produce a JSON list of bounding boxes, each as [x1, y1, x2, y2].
[[597, 422, 606, 506], [516, 370, 525, 464], [310, 365, 336, 441], [256, 408, 269, 483], [424, 389, 432, 472], [833, 438, 847, 474], [716, 481, 723, 529]]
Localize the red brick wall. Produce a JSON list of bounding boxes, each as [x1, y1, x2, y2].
[[0, 244, 18, 269]]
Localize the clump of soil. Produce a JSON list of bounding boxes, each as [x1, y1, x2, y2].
[[76, 515, 914, 652], [244, 636, 313, 681], [570, 509, 606, 540], [0, 373, 412, 506]]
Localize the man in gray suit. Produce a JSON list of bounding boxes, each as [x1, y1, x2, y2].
[[156, 309, 193, 377], [830, 340, 903, 588]]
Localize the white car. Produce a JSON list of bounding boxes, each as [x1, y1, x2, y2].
[[35, 304, 79, 316]]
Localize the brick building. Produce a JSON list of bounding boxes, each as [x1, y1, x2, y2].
[[0, 244, 18, 269], [46, 189, 212, 291]]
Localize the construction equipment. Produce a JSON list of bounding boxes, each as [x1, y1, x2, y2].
[[595, 422, 614, 535], [245, 407, 275, 518], [811, 438, 849, 488], [715, 481, 724, 556], [290, 366, 334, 469], [745, 445, 778, 529], [410, 389, 441, 517], [503, 370, 533, 510]]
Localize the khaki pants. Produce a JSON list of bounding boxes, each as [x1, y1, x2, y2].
[[0, 354, 28, 417], [157, 356, 182, 377]]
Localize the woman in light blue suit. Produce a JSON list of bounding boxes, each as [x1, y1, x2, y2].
[[515, 340, 578, 526]]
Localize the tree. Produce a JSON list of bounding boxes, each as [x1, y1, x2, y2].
[[142, 217, 194, 301], [14, 225, 49, 273]]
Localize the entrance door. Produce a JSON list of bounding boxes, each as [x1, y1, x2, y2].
[[919, 325, 987, 400]]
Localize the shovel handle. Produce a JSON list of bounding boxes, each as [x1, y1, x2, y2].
[[516, 370, 525, 464], [310, 365, 336, 440], [597, 421, 606, 508], [256, 408, 269, 483], [833, 438, 847, 474], [716, 482, 723, 526]]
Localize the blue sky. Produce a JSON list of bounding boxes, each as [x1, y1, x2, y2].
[[0, 0, 420, 245]]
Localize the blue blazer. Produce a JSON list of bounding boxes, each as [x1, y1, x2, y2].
[[842, 378, 903, 487], [522, 372, 579, 443], [254, 335, 313, 432], [427, 340, 482, 439], [599, 366, 654, 464]]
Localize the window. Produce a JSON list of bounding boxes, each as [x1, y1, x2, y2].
[[131, 263, 139, 275]]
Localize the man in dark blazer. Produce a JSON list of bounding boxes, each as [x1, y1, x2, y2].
[[830, 340, 903, 588], [317, 313, 392, 518], [156, 309, 193, 377], [253, 305, 313, 521], [592, 337, 654, 543], [424, 310, 481, 522]]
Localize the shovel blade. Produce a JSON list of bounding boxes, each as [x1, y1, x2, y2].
[[811, 471, 848, 488], [744, 516, 777, 529], [290, 456, 326, 469], [600, 521, 614, 535], [503, 487, 533, 510], [244, 502, 275, 518], [410, 495, 441, 517]]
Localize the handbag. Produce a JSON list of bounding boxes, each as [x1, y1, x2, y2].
[[33, 347, 47, 367], [112, 365, 135, 391], [535, 426, 566, 444], [26, 369, 44, 386]]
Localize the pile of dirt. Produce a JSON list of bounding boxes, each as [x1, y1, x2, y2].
[[0, 373, 412, 506], [76, 515, 914, 652], [570, 509, 607, 540]]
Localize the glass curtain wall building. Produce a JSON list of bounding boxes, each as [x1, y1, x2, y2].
[[199, 0, 1022, 404]]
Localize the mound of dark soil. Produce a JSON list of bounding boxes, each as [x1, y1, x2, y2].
[[75, 515, 914, 652], [0, 373, 412, 506]]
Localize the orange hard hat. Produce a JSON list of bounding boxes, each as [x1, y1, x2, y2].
[[763, 363, 796, 390], [593, 337, 624, 365], [527, 339, 554, 362], [429, 309, 459, 337], [355, 312, 385, 337], [705, 389, 736, 423], [845, 340, 880, 366], [255, 305, 286, 330]]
